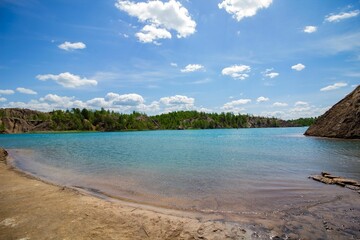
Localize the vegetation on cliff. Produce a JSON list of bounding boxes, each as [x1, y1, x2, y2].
[[0, 108, 315, 133]]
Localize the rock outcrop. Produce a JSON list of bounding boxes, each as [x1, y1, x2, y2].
[[305, 85, 360, 139], [309, 172, 360, 193], [0, 108, 52, 133], [0, 148, 8, 162]]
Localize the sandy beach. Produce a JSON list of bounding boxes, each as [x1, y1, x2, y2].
[[0, 148, 259, 240], [1, 147, 360, 240]]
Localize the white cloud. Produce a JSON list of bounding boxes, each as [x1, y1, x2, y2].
[[222, 99, 251, 111], [295, 101, 309, 106], [170, 62, 178, 67], [159, 95, 195, 112], [5, 93, 149, 113], [181, 64, 205, 73], [303, 25, 317, 33], [135, 24, 172, 43], [263, 69, 279, 79], [273, 102, 288, 107], [266, 72, 279, 78], [9, 94, 88, 111], [115, 0, 196, 44], [291, 63, 305, 71], [16, 87, 37, 95], [160, 95, 194, 105], [218, 0, 273, 21], [86, 98, 111, 109], [221, 98, 251, 113], [40, 94, 74, 104], [256, 96, 269, 102], [288, 105, 329, 119], [320, 82, 348, 91], [106, 92, 145, 106], [325, 10, 359, 23], [58, 41, 86, 51], [0, 89, 15, 95], [222, 64, 251, 80], [263, 105, 330, 120], [0, 97, 6, 102], [36, 72, 98, 88]]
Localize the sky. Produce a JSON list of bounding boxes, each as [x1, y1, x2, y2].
[[0, 0, 359, 119]]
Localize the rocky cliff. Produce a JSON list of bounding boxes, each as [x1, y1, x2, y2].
[[305, 85, 360, 139], [0, 108, 52, 133]]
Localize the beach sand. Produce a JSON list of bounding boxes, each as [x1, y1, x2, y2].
[[1, 147, 360, 240]]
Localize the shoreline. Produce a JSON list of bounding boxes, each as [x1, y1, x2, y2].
[[0, 148, 262, 239], [1, 147, 360, 239]]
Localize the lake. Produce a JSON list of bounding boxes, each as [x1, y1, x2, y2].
[[1, 127, 359, 218]]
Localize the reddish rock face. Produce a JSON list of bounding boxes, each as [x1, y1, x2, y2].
[[305, 85, 360, 139]]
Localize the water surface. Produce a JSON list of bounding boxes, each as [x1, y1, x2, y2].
[[1, 127, 359, 216]]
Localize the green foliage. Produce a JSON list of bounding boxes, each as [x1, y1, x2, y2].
[[0, 108, 317, 133], [287, 117, 316, 126]]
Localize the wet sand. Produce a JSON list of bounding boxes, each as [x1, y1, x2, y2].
[[1, 148, 360, 239]]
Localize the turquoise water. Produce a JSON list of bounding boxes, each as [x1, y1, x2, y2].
[[1, 127, 360, 215]]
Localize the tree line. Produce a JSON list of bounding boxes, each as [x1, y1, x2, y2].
[[0, 108, 315, 132]]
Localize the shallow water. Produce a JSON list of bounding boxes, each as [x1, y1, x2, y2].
[[1, 128, 360, 216]]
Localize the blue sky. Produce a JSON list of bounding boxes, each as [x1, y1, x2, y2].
[[0, 0, 359, 119]]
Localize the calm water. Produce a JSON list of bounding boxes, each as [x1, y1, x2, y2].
[[1, 127, 360, 215]]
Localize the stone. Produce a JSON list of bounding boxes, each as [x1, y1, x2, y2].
[[333, 178, 358, 185], [311, 175, 334, 184]]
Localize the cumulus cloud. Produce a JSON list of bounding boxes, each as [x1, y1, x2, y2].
[[325, 10, 359, 23], [106, 92, 145, 106], [222, 65, 251, 80], [218, 0, 272, 21], [136, 24, 172, 43], [266, 72, 279, 78], [0, 89, 15, 95], [273, 102, 288, 107], [222, 99, 251, 113], [303, 26, 317, 33], [5, 93, 150, 113], [36, 72, 98, 88], [115, 0, 196, 44], [16, 87, 37, 95], [170, 62, 178, 67], [295, 101, 309, 106], [256, 96, 269, 102], [0, 97, 6, 102], [159, 95, 195, 112], [7, 94, 88, 111], [58, 41, 86, 51], [160, 95, 194, 105], [291, 63, 305, 71], [181, 64, 205, 73], [320, 82, 348, 91], [40, 94, 79, 107], [263, 69, 279, 78], [263, 105, 329, 120]]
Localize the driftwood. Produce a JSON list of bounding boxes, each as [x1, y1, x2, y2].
[[310, 172, 360, 193]]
